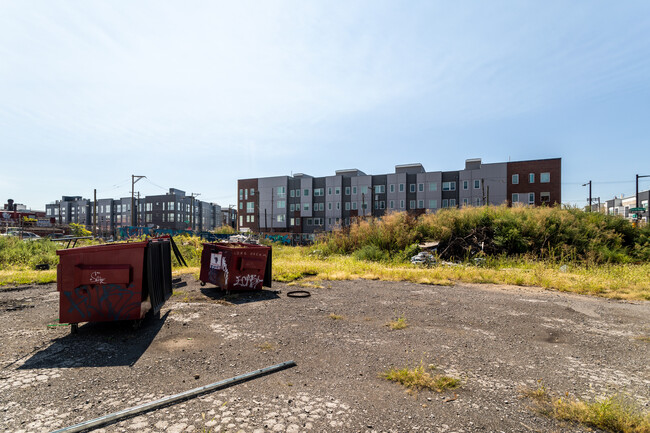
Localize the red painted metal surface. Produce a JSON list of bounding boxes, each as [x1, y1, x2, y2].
[[199, 243, 271, 291], [57, 242, 148, 324]]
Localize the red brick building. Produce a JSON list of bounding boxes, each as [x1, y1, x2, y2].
[[506, 158, 561, 206]]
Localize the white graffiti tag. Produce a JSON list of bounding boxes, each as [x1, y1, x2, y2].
[[89, 271, 106, 284], [233, 274, 263, 289]]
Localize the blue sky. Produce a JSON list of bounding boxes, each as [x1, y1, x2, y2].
[[2, 1, 650, 210]]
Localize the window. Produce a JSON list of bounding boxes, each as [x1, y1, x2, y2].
[[250, 188, 255, 196], [295, 217, 300, 225], [277, 214, 285, 222], [429, 182, 437, 191], [314, 188, 324, 196], [442, 181, 456, 191], [409, 200, 416, 209], [540, 192, 550, 203], [410, 184, 416, 193], [245, 189, 248, 200], [328, 218, 332, 225], [328, 187, 332, 195], [463, 180, 468, 190], [361, 186, 368, 195], [277, 186, 286, 197], [400, 200, 405, 209], [399, 183, 405, 192], [307, 218, 313, 225], [512, 174, 519, 184], [474, 180, 480, 189], [296, 189, 301, 197], [450, 199, 456, 207], [247, 202, 255, 213], [418, 200, 424, 208], [512, 193, 519, 203], [290, 204, 295, 212], [475, 198, 480, 206], [303, 203, 309, 211], [463, 198, 469, 206], [345, 202, 350, 210], [169, 202, 175, 211], [429, 199, 437, 208], [239, 189, 243, 200], [379, 201, 385, 209], [239, 202, 243, 210], [336, 202, 340, 210], [290, 218, 294, 226], [442, 199, 449, 208], [304, 189, 310, 196], [374, 185, 385, 193], [319, 203, 325, 211], [528, 193, 535, 204], [540, 172, 550, 183], [529, 173, 535, 183], [146, 203, 152, 211], [239, 215, 243, 226], [277, 200, 285, 209], [169, 213, 175, 222], [352, 202, 357, 210], [390, 200, 394, 209], [328, 202, 332, 210], [335, 187, 340, 195], [418, 183, 424, 192], [290, 190, 295, 198], [352, 186, 357, 195], [390, 184, 395, 193], [345, 187, 350, 195], [374, 202, 379, 210]]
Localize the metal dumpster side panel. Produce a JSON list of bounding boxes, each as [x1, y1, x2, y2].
[[56, 242, 148, 324]]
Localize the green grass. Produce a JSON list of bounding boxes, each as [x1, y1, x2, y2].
[[522, 383, 650, 433], [381, 362, 460, 392], [328, 313, 344, 320]]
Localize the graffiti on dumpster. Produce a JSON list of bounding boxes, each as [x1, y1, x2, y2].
[[62, 284, 141, 321], [233, 274, 263, 289], [89, 271, 107, 285]]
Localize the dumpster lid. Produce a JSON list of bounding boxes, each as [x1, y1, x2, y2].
[[56, 241, 149, 256]]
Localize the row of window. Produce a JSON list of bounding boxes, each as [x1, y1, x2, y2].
[[268, 181, 465, 198], [239, 188, 256, 200], [512, 172, 551, 185], [511, 192, 551, 204]]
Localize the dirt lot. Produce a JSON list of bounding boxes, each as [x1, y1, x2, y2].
[[1, 275, 648, 433]]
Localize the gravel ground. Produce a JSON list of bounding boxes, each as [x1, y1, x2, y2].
[[0, 275, 648, 433]]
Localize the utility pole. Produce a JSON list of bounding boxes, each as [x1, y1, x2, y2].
[[131, 175, 146, 227], [636, 174, 650, 210], [93, 189, 97, 237], [582, 181, 592, 212], [190, 193, 200, 231]]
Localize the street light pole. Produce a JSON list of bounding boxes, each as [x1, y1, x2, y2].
[[582, 181, 592, 212], [131, 175, 146, 227]]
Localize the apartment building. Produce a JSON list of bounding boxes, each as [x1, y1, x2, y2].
[[238, 157, 562, 233], [46, 188, 223, 235], [606, 190, 649, 223]]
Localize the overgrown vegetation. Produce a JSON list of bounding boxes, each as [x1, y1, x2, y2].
[[320, 206, 650, 265], [522, 382, 650, 433], [381, 362, 460, 393]]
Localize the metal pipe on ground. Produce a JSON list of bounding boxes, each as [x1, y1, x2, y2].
[[50, 360, 297, 433]]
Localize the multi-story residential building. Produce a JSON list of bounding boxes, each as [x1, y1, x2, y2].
[[46, 188, 223, 235], [238, 157, 562, 233]]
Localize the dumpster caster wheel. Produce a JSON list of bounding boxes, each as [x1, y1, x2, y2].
[[71, 323, 79, 334], [200, 281, 206, 286]]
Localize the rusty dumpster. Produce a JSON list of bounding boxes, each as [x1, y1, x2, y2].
[[199, 242, 272, 291], [56, 238, 173, 331]]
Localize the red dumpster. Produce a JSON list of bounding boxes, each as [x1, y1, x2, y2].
[[199, 242, 272, 291], [56, 239, 173, 331]]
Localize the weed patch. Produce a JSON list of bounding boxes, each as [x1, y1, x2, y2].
[[522, 383, 650, 433], [381, 363, 460, 393], [328, 313, 344, 320], [387, 315, 408, 330]]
